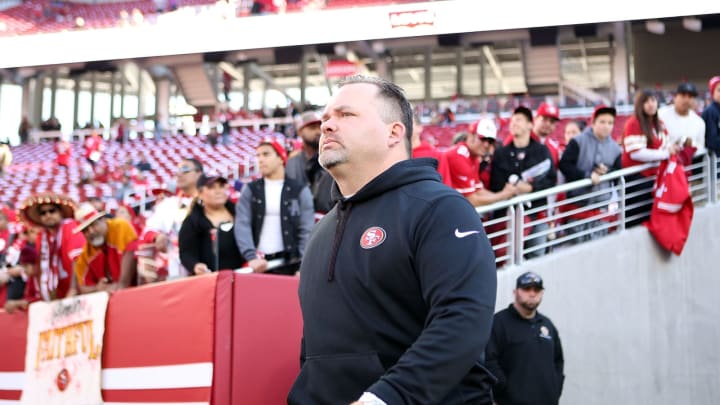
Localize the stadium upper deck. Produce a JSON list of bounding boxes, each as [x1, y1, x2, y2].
[[0, 0, 717, 68]]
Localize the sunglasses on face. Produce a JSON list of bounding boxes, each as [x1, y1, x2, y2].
[[177, 166, 196, 174], [39, 207, 58, 216]]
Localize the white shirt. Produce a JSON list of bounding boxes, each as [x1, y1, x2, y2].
[[658, 105, 707, 155], [257, 179, 285, 255], [144, 195, 194, 278]]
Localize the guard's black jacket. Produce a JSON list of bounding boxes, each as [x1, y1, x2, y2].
[[485, 304, 565, 405]]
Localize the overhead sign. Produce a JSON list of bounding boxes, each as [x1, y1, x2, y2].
[[389, 9, 435, 29], [325, 60, 359, 78]]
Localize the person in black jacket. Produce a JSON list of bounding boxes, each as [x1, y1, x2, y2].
[[287, 75, 497, 405], [490, 106, 557, 259], [485, 272, 564, 405], [178, 175, 245, 273], [285, 110, 335, 214], [234, 138, 314, 274]]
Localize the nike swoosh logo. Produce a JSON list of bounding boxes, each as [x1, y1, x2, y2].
[[455, 229, 480, 238]]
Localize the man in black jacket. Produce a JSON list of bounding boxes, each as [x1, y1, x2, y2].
[[234, 138, 314, 274], [287, 75, 497, 405], [485, 272, 564, 405], [285, 110, 335, 214], [490, 106, 556, 259]]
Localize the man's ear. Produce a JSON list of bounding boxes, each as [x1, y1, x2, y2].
[[387, 122, 405, 147]]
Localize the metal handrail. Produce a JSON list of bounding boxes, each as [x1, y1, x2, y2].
[[476, 162, 657, 216], [479, 153, 719, 268]]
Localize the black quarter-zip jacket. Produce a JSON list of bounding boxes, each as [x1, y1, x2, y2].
[[485, 304, 564, 405], [288, 158, 498, 405]]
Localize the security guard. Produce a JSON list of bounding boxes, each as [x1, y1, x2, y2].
[[485, 272, 564, 405]]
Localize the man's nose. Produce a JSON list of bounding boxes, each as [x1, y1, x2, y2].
[[321, 118, 336, 134]]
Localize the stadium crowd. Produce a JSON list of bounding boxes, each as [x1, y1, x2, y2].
[[0, 74, 717, 316]]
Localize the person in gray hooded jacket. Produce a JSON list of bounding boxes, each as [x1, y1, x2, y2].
[[559, 105, 622, 242]]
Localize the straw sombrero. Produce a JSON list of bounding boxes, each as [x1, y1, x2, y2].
[[18, 193, 77, 227]]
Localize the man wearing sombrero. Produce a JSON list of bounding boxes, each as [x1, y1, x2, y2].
[[73, 202, 137, 294], [14, 193, 86, 304]]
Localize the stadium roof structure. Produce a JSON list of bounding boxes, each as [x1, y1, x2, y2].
[[0, 0, 718, 68]]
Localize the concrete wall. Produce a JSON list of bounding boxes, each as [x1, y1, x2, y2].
[[495, 204, 720, 405]]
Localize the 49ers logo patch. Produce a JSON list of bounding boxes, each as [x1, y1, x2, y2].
[[56, 368, 70, 391], [360, 227, 386, 249]]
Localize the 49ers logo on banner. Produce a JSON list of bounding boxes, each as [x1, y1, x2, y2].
[[56, 369, 70, 391], [360, 227, 386, 249]]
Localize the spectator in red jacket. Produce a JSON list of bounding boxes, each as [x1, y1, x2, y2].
[[54, 136, 72, 167], [621, 90, 681, 226], [446, 118, 516, 207]]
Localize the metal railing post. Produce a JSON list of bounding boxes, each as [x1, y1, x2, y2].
[[514, 202, 524, 266], [506, 206, 515, 269], [618, 176, 626, 231], [710, 153, 718, 205]]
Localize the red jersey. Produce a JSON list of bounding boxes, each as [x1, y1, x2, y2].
[[84, 134, 103, 161], [645, 157, 693, 255], [75, 218, 138, 286], [445, 142, 482, 196], [29, 220, 85, 301], [55, 141, 72, 166], [621, 116, 667, 177], [413, 143, 451, 184]]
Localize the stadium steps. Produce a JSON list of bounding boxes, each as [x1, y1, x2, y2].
[[172, 63, 218, 109]]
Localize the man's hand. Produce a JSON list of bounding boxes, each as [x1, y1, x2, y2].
[[590, 171, 602, 185], [501, 182, 518, 198], [194, 263, 209, 275], [154, 233, 169, 253], [6, 266, 24, 278], [4, 300, 28, 314], [247, 258, 268, 273], [516, 181, 533, 194], [96, 278, 116, 293], [593, 163, 608, 175], [668, 143, 682, 155]]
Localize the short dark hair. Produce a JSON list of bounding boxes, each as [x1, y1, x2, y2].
[[513, 106, 534, 123], [337, 75, 414, 157], [182, 157, 204, 173]]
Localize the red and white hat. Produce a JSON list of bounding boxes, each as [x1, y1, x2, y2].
[[536, 102, 560, 121], [73, 202, 107, 233], [470, 118, 498, 140], [709, 76, 720, 96], [257, 137, 288, 165], [149, 187, 173, 198]]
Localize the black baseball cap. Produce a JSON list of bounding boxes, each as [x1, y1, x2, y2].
[[676, 82, 698, 97], [516, 271, 544, 289], [197, 174, 228, 188]]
